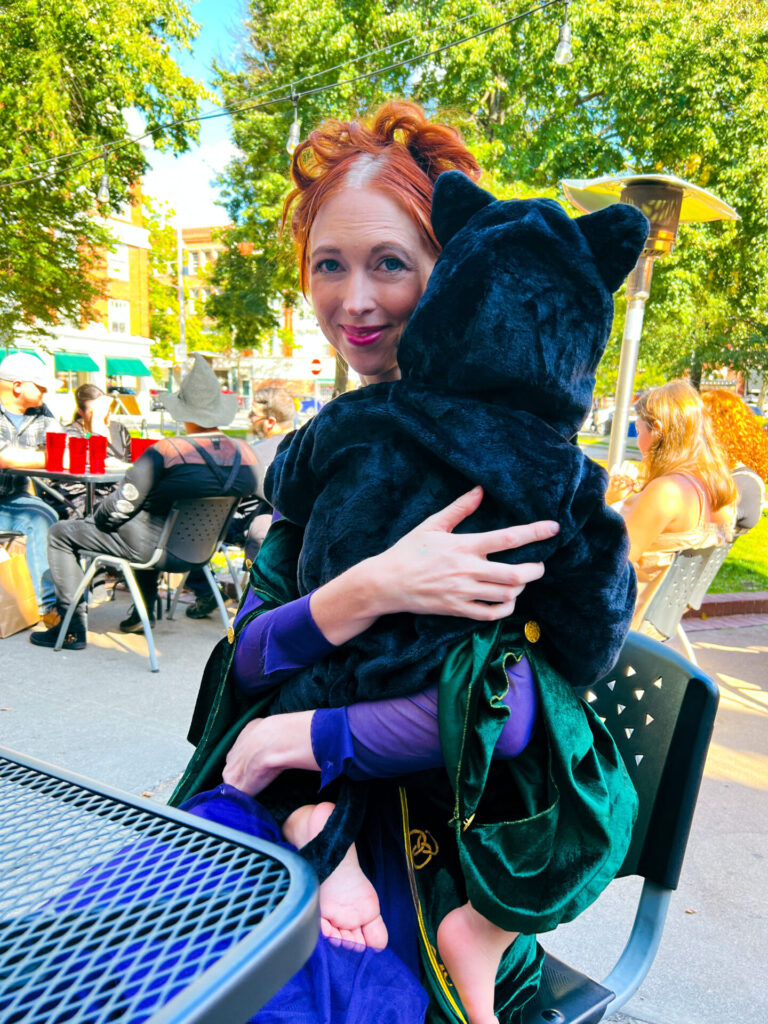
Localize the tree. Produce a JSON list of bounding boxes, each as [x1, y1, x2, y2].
[[0, 0, 206, 349], [144, 197, 230, 361], [211, 0, 768, 388]]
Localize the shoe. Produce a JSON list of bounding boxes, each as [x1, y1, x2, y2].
[[185, 592, 221, 619], [119, 606, 156, 633], [30, 623, 86, 651]]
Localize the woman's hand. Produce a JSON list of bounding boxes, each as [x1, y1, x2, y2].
[[222, 711, 318, 796], [311, 486, 559, 645], [605, 473, 636, 505]]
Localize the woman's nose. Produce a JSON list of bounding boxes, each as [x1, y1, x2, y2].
[[342, 271, 376, 317]]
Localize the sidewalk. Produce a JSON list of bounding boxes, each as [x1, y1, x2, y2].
[[549, 616, 768, 1024], [2, 593, 766, 1024]]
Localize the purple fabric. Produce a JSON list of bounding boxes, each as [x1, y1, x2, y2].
[[182, 785, 428, 1024], [233, 589, 336, 695], [312, 657, 538, 784]]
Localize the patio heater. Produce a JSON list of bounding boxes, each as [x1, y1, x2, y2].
[[561, 173, 739, 470]]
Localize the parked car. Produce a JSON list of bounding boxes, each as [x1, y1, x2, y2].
[[584, 405, 637, 437]]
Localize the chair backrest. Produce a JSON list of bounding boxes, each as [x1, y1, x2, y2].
[[579, 632, 718, 890], [642, 543, 732, 638], [155, 496, 241, 573]]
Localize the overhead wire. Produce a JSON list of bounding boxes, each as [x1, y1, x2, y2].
[[0, 0, 565, 191]]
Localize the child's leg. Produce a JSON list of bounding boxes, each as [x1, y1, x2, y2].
[[437, 902, 518, 1024], [283, 802, 388, 950]]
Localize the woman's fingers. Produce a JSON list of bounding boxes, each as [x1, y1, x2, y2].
[[470, 519, 560, 556], [420, 486, 484, 534]]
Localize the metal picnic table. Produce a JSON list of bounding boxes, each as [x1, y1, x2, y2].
[[2, 465, 127, 518], [0, 747, 319, 1024]]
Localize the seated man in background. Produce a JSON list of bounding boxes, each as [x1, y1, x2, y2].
[[185, 386, 295, 619], [0, 353, 61, 624], [30, 355, 260, 650]]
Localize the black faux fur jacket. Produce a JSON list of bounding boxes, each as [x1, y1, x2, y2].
[[265, 171, 649, 706]]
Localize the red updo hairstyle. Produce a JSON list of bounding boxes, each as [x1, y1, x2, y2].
[[282, 100, 481, 292]]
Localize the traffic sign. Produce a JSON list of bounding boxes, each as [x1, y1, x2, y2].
[[310, 359, 322, 376]]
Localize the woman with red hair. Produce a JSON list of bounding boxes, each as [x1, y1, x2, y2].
[[174, 102, 634, 1024]]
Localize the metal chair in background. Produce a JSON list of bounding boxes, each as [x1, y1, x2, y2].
[[639, 543, 733, 664], [54, 496, 241, 672], [523, 631, 719, 1024]]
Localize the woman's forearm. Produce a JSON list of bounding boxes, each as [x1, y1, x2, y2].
[[308, 557, 385, 645]]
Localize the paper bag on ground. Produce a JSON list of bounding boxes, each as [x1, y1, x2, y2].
[[0, 535, 40, 638]]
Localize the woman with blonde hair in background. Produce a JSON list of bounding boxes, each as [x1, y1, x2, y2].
[[700, 388, 767, 533], [606, 378, 737, 627]]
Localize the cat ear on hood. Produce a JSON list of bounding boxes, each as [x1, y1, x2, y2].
[[431, 171, 496, 248], [575, 203, 650, 293]]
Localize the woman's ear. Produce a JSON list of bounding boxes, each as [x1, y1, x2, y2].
[[431, 171, 495, 248]]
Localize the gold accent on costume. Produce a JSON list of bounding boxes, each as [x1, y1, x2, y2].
[[427, 942, 452, 985], [409, 828, 440, 869], [227, 625, 235, 644], [399, 789, 467, 1024], [462, 814, 475, 832], [524, 620, 541, 643], [245, 558, 253, 569]]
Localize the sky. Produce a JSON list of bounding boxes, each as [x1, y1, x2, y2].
[[140, 0, 248, 227]]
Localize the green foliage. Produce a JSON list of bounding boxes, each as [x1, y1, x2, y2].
[[0, 0, 206, 346], [211, 0, 768, 389], [709, 513, 768, 594], [205, 232, 281, 350], [144, 197, 230, 360]]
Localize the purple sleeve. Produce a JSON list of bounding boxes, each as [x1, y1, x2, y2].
[[232, 588, 336, 695], [310, 657, 538, 786]]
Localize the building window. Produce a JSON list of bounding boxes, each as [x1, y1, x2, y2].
[[108, 299, 130, 336], [107, 244, 130, 281], [189, 250, 202, 272]]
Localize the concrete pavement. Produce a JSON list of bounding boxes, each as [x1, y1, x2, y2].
[[1, 591, 766, 1024]]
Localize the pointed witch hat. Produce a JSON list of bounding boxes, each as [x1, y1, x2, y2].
[[156, 354, 238, 428]]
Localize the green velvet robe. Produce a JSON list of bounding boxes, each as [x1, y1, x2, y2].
[[170, 519, 638, 1023]]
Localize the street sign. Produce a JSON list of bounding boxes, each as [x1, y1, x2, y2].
[[310, 359, 322, 376]]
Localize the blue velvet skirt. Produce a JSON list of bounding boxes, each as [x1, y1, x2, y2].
[[183, 785, 430, 1024]]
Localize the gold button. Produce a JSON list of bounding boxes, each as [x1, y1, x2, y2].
[[227, 625, 235, 644], [524, 620, 540, 643]]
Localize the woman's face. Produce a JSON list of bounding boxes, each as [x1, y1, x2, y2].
[[636, 415, 658, 457], [308, 187, 436, 384]]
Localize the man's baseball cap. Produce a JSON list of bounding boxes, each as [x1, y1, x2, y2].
[[0, 352, 56, 392]]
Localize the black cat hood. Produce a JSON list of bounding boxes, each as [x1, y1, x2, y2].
[[397, 171, 649, 439]]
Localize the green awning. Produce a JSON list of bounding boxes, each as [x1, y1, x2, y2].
[[7, 348, 45, 362], [54, 353, 99, 373], [106, 357, 153, 377]]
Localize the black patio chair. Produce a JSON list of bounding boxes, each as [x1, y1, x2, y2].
[[54, 496, 241, 672], [639, 543, 733, 664], [522, 631, 719, 1024]]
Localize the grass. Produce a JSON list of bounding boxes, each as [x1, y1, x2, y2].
[[709, 512, 768, 594]]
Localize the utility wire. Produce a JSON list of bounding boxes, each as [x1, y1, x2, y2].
[[0, 0, 564, 191], [2, 0, 539, 179]]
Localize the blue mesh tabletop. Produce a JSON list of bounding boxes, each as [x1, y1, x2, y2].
[[0, 749, 319, 1024]]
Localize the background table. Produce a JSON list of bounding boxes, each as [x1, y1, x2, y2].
[[0, 748, 318, 1024], [1, 466, 126, 517]]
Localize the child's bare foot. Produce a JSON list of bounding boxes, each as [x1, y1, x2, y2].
[[437, 901, 518, 1024], [284, 802, 389, 950]]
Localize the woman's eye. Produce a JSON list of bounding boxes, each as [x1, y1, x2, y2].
[[380, 256, 406, 272], [315, 258, 341, 273]]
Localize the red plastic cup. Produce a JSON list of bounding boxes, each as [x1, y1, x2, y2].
[[88, 434, 108, 474], [130, 437, 156, 462], [68, 436, 88, 475], [45, 432, 67, 472]]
